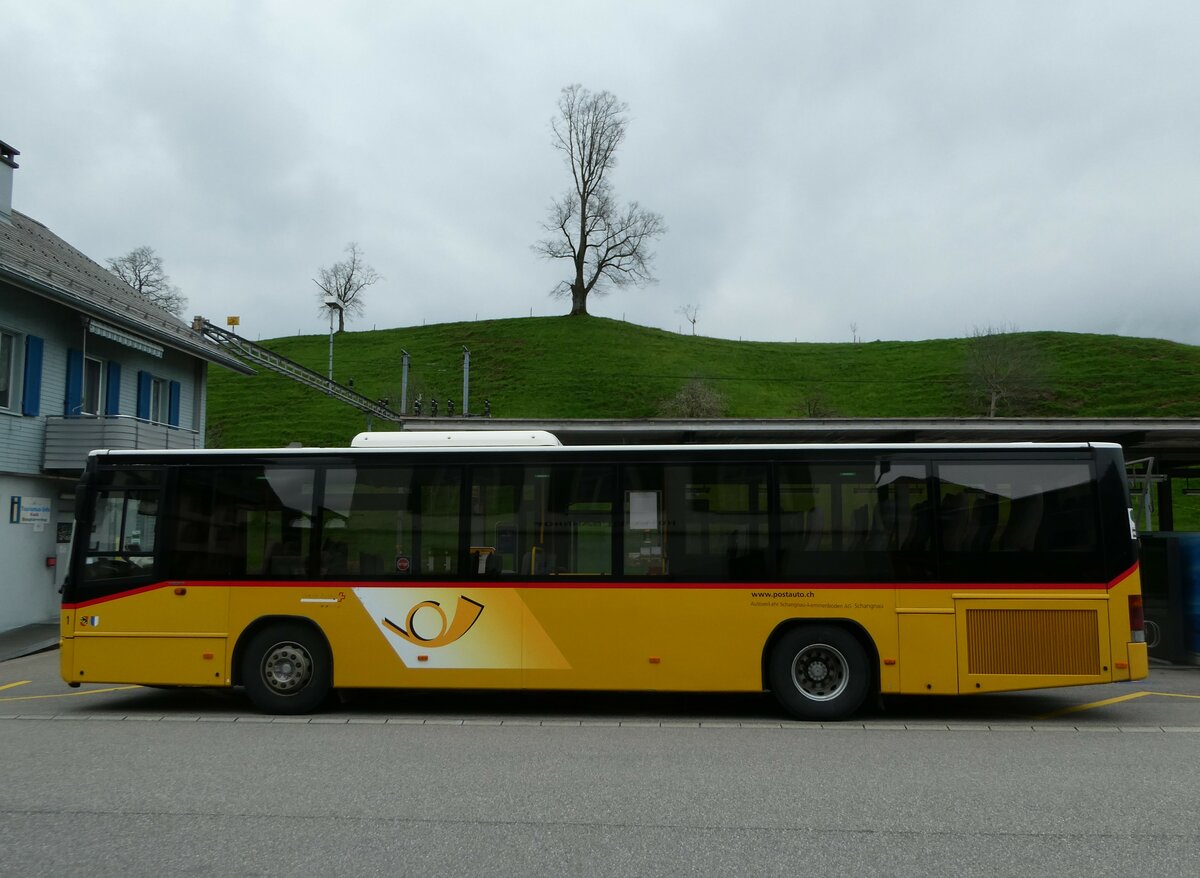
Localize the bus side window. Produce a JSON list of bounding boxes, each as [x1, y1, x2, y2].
[[170, 466, 313, 579], [311, 466, 458, 579], [899, 500, 924, 550], [624, 467, 666, 576], [778, 461, 931, 581], [473, 465, 614, 578], [471, 467, 524, 576], [999, 494, 1042, 551], [939, 492, 969, 551], [937, 462, 1100, 582], [83, 474, 161, 581], [81, 470, 162, 580], [621, 464, 769, 580], [413, 472, 457, 576], [266, 542, 306, 576], [967, 496, 1000, 551], [319, 467, 354, 575]]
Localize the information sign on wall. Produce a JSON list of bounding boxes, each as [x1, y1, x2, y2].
[[9, 496, 51, 524]]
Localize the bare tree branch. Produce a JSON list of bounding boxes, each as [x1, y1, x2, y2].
[[676, 304, 699, 335], [533, 84, 666, 316], [313, 242, 381, 333], [964, 323, 1046, 417], [106, 246, 188, 317]]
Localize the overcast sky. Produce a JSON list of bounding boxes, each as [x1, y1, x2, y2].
[[5, 1, 1199, 345]]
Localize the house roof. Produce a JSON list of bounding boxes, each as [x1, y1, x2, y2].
[[0, 210, 253, 374]]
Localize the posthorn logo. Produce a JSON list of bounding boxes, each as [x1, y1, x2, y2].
[[383, 595, 484, 647]]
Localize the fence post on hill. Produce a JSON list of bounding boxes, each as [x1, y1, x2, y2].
[[401, 350, 410, 414], [462, 347, 470, 416]]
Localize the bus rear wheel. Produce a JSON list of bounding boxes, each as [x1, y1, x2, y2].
[[242, 623, 331, 715], [768, 625, 871, 721]]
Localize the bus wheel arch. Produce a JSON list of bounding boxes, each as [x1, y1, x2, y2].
[[762, 619, 878, 721], [234, 617, 333, 715]]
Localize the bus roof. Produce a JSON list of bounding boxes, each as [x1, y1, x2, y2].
[[87, 433, 1122, 461], [350, 430, 562, 448]]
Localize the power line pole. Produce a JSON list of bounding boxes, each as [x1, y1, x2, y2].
[[401, 350, 410, 415], [462, 347, 471, 415]]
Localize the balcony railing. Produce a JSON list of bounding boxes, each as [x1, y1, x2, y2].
[[43, 415, 200, 472]]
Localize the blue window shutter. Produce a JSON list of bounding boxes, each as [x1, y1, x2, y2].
[[168, 380, 181, 427], [105, 362, 121, 415], [21, 336, 43, 416], [136, 371, 152, 420], [65, 349, 83, 417]]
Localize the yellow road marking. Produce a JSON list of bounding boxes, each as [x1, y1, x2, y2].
[[1036, 691, 1153, 719], [0, 685, 141, 703], [1036, 690, 1200, 720], [0, 681, 32, 692], [1146, 691, 1200, 700]]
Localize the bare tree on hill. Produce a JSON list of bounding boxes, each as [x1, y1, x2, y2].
[[677, 304, 699, 335], [313, 242, 381, 333], [965, 323, 1046, 417], [534, 84, 666, 317], [106, 246, 188, 317]]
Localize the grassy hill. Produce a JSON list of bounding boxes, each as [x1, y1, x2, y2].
[[205, 316, 1200, 449]]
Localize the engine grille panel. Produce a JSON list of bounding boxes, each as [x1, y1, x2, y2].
[[966, 608, 1101, 676]]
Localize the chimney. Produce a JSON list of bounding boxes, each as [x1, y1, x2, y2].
[[0, 140, 19, 225]]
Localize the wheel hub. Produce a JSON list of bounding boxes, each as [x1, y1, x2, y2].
[[262, 642, 312, 694], [791, 643, 849, 702]]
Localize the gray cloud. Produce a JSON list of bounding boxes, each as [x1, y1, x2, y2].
[[4, 0, 1198, 344]]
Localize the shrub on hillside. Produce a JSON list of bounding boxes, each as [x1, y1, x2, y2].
[[658, 379, 727, 418]]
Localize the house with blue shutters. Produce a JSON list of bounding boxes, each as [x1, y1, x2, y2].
[[0, 140, 252, 634]]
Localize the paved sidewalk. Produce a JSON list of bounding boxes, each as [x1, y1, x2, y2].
[[0, 622, 59, 663]]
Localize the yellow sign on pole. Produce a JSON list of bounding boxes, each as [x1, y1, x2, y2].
[[227, 316, 240, 327]]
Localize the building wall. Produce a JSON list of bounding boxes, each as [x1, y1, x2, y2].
[[0, 290, 66, 473], [0, 472, 71, 630], [0, 284, 208, 632], [1, 286, 203, 479]]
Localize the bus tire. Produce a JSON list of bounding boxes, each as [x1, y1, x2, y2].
[[768, 625, 871, 721], [241, 623, 331, 715]]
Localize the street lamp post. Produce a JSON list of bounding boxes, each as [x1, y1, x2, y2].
[[324, 294, 339, 391]]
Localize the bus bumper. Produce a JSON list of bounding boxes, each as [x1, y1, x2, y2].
[[59, 633, 75, 684], [1127, 641, 1149, 681]]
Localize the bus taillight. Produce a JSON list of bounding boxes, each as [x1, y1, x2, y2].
[[1129, 595, 1145, 643]]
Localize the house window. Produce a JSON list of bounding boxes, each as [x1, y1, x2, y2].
[[149, 377, 168, 423], [82, 356, 103, 416], [135, 371, 179, 426], [0, 330, 14, 410]]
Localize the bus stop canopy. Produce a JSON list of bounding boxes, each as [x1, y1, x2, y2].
[[397, 417, 1200, 468]]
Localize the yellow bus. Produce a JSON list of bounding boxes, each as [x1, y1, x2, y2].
[[61, 431, 1147, 719]]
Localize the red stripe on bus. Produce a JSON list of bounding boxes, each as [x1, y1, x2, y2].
[[63, 580, 177, 608], [1108, 562, 1139, 590]]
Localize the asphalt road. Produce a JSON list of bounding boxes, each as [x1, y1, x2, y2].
[[3, 649, 1199, 877]]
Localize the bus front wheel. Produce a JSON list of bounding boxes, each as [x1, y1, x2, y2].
[[242, 623, 331, 715], [768, 625, 871, 721]]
